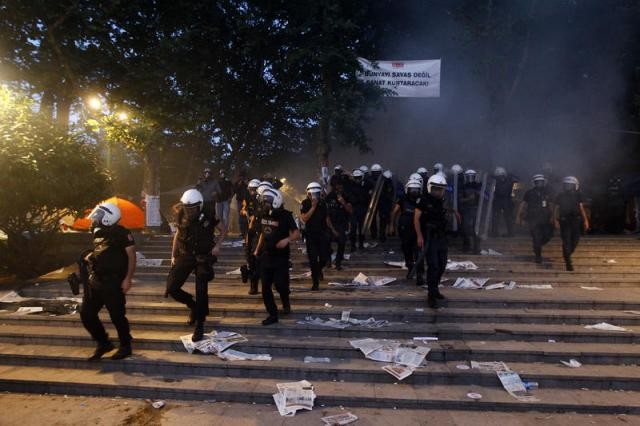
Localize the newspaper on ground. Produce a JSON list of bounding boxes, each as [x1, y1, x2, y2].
[[413, 336, 438, 342], [304, 356, 331, 363], [217, 349, 272, 361], [221, 240, 244, 248], [481, 249, 503, 256], [290, 271, 312, 280], [517, 284, 553, 289], [135, 252, 163, 267], [331, 253, 350, 262], [180, 330, 262, 361], [580, 286, 603, 291], [382, 364, 415, 381], [561, 359, 582, 368], [584, 322, 629, 332], [15, 306, 44, 314], [362, 242, 378, 249], [604, 259, 617, 264], [384, 260, 408, 269], [484, 281, 516, 291], [470, 361, 511, 372], [225, 267, 242, 275], [0, 291, 31, 303], [273, 380, 316, 417], [328, 272, 396, 288], [297, 315, 391, 329], [446, 260, 478, 271], [624, 311, 640, 316], [452, 277, 490, 289], [497, 370, 540, 402], [321, 412, 358, 425]]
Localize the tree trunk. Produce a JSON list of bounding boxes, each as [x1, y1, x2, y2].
[[56, 94, 71, 128], [40, 90, 54, 120], [143, 147, 162, 229]]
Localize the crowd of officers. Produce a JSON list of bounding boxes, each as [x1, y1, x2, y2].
[[76, 162, 589, 361]]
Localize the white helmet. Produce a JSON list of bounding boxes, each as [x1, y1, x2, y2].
[[494, 167, 507, 176], [433, 163, 444, 173], [180, 189, 204, 210], [563, 176, 579, 188], [416, 167, 428, 175], [464, 169, 477, 183], [89, 202, 121, 227], [532, 174, 546, 183], [371, 163, 382, 172], [406, 179, 422, 189], [256, 182, 272, 197], [427, 174, 448, 194], [262, 188, 283, 209], [359, 165, 369, 173], [259, 180, 273, 188], [451, 164, 463, 174], [409, 173, 423, 183], [306, 181, 322, 193], [352, 169, 364, 178], [248, 179, 261, 189], [334, 164, 343, 171], [383, 170, 392, 179]]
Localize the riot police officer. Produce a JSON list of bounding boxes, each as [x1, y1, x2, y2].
[[253, 188, 300, 325], [377, 170, 396, 244], [392, 179, 422, 279], [517, 175, 555, 264], [326, 181, 353, 270], [166, 189, 226, 342], [81, 202, 136, 361], [348, 169, 369, 251], [554, 176, 590, 271], [460, 169, 482, 254], [414, 174, 449, 308], [240, 179, 261, 294], [300, 182, 330, 291], [367, 163, 384, 240], [492, 167, 517, 237]]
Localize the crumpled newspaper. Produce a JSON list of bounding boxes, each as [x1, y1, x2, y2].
[[273, 380, 316, 417], [446, 260, 478, 271], [328, 272, 396, 288], [180, 330, 272, 361], [584, 322, 629, 332], [452, 277, 489, 289]]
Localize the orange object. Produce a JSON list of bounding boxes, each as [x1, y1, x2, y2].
[[72, 197, 145, 230]]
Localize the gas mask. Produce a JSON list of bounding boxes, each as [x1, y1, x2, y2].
[[183, 203, 201, 222]]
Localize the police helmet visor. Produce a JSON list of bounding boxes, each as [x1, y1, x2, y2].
[[430, 187, 446, 198], [407, 188, 421, 197], [262, 193, 276, 206], [89, 208, 106, 226]]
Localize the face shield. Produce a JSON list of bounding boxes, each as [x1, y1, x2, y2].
[[89, 208, 106, 228], [430, 187, 446, 199], [534, 180, 546, 189], [407, 187, 421, 198], [182, 203, 201, 221], [262, 192, 276, 208]]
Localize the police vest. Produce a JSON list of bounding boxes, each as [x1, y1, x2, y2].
[[176, 213, 216, 256]]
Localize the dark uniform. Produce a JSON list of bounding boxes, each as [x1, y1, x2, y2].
[[166, 210, 218, 330], [415, 194, 448, 295], [396, 192, 418, 275], [367, 172, 382, 239], [523, 187, 555, 262], [376, 177, 396, 244], [258, 208, 297, 321], [348, 177, 370, 250], [492, 175, 517, 237], [604, 177, 626, 234], [244, 193, 262, 294], [556, 189, 585, 269], [460, 180, 482, 253], [301, 197, 330, 290], [81, 224, 134, 357], [234, 178, 249, 237], [326, 190, 351, 269]]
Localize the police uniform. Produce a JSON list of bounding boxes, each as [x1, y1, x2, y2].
[[523, 187, 554, 262], [376, 177, 396, 243], [326, 190, 351, 269], [300, 197, 330, 290], [396, 192, 418, 275], [492, 176, 517, 237], [259, 207, 298, 319], [460, 180, 482, 253], [244, 194, 262, 294], [415, 193, 448, 295], [556, 189, 585, 268], [166, 210, 218, 325], [81, 224, 134, 353], [348, 178, 370, 250]]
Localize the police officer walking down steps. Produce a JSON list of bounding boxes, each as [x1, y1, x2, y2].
[[392, 177, 422, 279], [414, 174, 449, 309], [554, 176, 590, 271], [253, 188, 300, 325], [517, 174, 555, 264], [300, 182, 330, 291], [166, 189, 226, 342], [460, 169, 482, 254], [81, 202, 136, 361]]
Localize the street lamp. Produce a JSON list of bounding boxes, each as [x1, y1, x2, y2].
[[87, 96, 102, 111]]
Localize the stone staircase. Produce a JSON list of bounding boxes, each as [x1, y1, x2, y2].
[[1, 234, 639, 414]]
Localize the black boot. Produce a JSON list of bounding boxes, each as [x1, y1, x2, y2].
[[434, 291, 446, 300], [192, 322, 204, 342], [240, 265, 249, 283], [427, 292, 437, 309], [406, 264, 414, 280], [186, 306, 196, 326], [248, 279, 259, 295], [88, 340, 115, 361], [565, 258, 574, 271], [262, 316, 278, 326], [111, 345, 132, 360], [282, 297, 291, 315]]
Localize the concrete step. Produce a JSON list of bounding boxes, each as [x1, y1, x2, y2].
[[0, 343, 638, 390], [1, 365, 639, 413], [1, 325, 638, 364]]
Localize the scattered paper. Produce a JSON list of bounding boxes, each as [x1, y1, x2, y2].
[[413, 336, 438, 342], [328, 273, 396, 288], [297, 316, 391, 329], [467, 392, 482, 399], [221, 240, 244, 248], [382, 364, 415, 381], [604, 259, 617, 264], [225, 267, 242, 275], [456, 364, 471, 370], [150, 400, 166, 409], [321, 412, 358, 425], [497, 370, 539, 402], [384, 260, 408, 269], [217, 349, 272, 361], [0, 291, 31, 303], [580, 286, 603, 291], [561, 359, 582, 368], [623, 311, 640, 316], [584, 322, 629, 332], [517, 284, 553, 289], [304, 356, 331, 363], [481, 249, 503, 256], [331, 253, 351, 262], [452, 277, 489, 290], [484, 281, 516, 291], [273, 380, 316, 417], [180, 330, 260, 361], [290, 271, 312, 280], [446, 260, 478, 271], [470, 361, 510, 372], [15, 306, 44, 315], [135, 252, 163, 267], [362, 242, 378, 249]]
